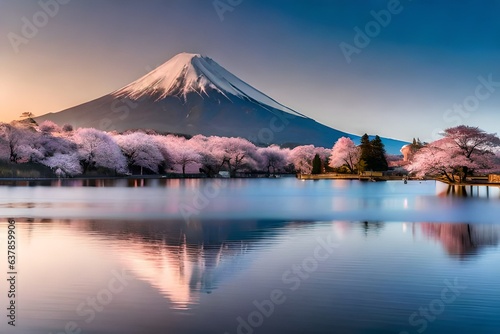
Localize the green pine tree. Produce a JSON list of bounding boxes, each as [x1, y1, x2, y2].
[[359, 133, 371, 167], [359, 134, 388, 171], [311, 153, 322, 174], [370, 135, 388, 171]]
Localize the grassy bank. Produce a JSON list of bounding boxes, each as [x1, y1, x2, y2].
[[0, 161, 55, 178]]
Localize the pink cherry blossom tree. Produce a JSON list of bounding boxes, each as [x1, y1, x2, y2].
[[42, 152, 82, 177], [0, 123, 51, 163], [187, 135, 261, 177], [215, 137, 259, 177], [0, 123, 29, 162], [187, 135, 224, 177], [175, 149, 201, 176], [38, 120, 62, 134], [329, 137, 360, 173], [151, 135, 176, 172], [115, 132, 164, 174], [444, 126, 500, 156], [36, 129, 81, 176], [288, 145, 330, 174], [156, 135, 200, 176], [257, 145, 290, 176], [73, 128, 127, 174], [289, 145, 316, 174], [14, 142, 44, 163], [32, 131, 77, 159], [408, 126, 500, 182], [408, 138, 474, 182]]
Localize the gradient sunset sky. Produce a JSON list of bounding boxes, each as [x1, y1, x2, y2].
[[1, 0, 500, 142]]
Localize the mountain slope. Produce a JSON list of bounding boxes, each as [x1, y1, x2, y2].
[[36, 53, 407, 153]]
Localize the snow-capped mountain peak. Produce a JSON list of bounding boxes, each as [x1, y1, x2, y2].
[[113, 53, 205, 99], [113, 52, 308, 118]]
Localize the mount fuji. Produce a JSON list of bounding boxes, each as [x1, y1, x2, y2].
[[36, 52, 407, 152]]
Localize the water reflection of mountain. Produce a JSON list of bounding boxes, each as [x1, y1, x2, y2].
[[84, 219, 296, 246], [79, 220, 303, 309], [420, 223, 500, 258]]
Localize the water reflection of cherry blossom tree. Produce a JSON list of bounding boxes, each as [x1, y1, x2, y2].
[[420, 223, 500, 258]]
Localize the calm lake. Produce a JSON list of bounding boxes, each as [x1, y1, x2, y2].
[[1, 178, 500, 334]]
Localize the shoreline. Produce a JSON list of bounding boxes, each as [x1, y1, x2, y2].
[[296, 174, 404, 181], [0, 174, 295, 182], [297, 174, 500, 187], [0, 174, 499, 188]]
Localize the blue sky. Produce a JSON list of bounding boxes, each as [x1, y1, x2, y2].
[[1, 0, 500, 142]]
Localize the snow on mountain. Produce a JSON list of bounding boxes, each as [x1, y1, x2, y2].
[[112, 52, 308, 118]]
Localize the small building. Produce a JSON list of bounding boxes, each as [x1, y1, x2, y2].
[[400, 144, 412, 162]]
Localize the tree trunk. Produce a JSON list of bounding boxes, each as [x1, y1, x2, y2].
[[461, 167, 469, 183], [443, 171, 455, 183]]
